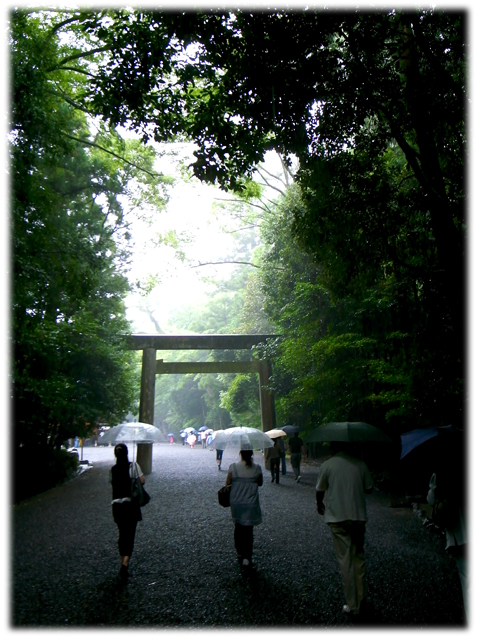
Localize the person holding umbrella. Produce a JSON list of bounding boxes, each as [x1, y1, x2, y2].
[[287, 431, 306, 482], [225, 444, 263, 568], [315, 440, 374, 616], [264, 437, 282, 484], [109, 443, 145, 582]]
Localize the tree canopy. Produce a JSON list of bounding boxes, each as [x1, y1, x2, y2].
[[10, 6, 467, 462], [72, 7, 466, 427], [10, 9, 170, 453]]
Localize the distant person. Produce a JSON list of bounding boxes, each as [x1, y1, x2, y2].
[[207, 434, 214, 449], [226, 447, 263, 567], [201, 430, 207, 449], [264, 438, 282, 483], [288, 432, 306, 482], [169, 435, 174, 445], [278, 436, 287, 475], [216, 447, 224, 470], [316, 441, 373, 616], [187, 433, 196, 448], [109, 443, 145, 582]]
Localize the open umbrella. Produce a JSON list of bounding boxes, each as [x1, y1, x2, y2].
[[183, 427, 195, 433], [212, 426, 275, 451], [264, 428, 287, 438], [100, 422, 167, 458], [198, 426, 208, 432], [281, 425, 301, 436], [305, 422, 392, 443]]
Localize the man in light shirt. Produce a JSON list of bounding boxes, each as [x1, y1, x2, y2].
[[316, 442, 373, 616]]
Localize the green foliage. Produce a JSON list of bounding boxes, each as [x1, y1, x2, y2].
[[24, 8, 465, 443], [10, 10, 162, 453], [13, 447, 80, 504], [220, 374, 261, 428]]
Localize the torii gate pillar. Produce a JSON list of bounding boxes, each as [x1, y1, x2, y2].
[[137, 347, 156, 474], [128, 335, 279, 473]]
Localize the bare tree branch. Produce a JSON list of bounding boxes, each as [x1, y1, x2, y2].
[[46, 45, 114, 72], [191, 261, 285, 271], [192, 260, 261, 269], [62, 133, 164, 179], [214, 197, 271, 215], [256, 163, 286, 186], [223, 225, 259, 233], [255, 167, 286, 196]]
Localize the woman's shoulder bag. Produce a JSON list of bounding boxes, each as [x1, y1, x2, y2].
[[130, 462, 151, 507]]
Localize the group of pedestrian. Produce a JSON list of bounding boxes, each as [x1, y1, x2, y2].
[[109, 434, 467, 623], [264, 432, 306, 484], [223, 439, 373, 617]]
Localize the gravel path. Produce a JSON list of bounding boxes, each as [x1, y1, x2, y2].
[[11, 443, 465, 629]]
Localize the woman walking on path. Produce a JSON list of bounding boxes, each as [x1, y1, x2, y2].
[[226, 447, 263, 567], [264, 438, 282, 483], [109, 443, 145, 581]]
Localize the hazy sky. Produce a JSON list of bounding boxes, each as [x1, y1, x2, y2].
[[123, 144, 287, 333]]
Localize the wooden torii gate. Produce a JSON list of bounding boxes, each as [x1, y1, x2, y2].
[[126, 334, 277, 473]]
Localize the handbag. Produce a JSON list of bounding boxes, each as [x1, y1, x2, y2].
[[218, 485, 230, 508], [131, 462, 151, 507]]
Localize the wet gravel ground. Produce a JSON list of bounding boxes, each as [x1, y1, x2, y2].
[[11, 443, 466, 629]]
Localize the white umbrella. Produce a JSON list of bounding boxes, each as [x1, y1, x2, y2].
[[264, 428, 287, 438], [212, 426, 275, 451], [100, 422, 167, 458]]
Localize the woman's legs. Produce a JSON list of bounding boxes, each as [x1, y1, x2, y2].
[[271, 458, 280, 483], [234, 524, 254, 563], [113, 504, 138, 573]]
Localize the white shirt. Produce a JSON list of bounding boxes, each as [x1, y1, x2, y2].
[[109, 462, 143, 504], [316, 452, 373, 523]]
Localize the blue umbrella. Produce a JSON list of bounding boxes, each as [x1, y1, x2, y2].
[[167, 433, 175, 437], [198, 426, 208, 432], [400, 425, 455, 459]]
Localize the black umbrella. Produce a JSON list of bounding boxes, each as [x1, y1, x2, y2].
[[281, 425, 301, 436], [305, 422, 392, 443]]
